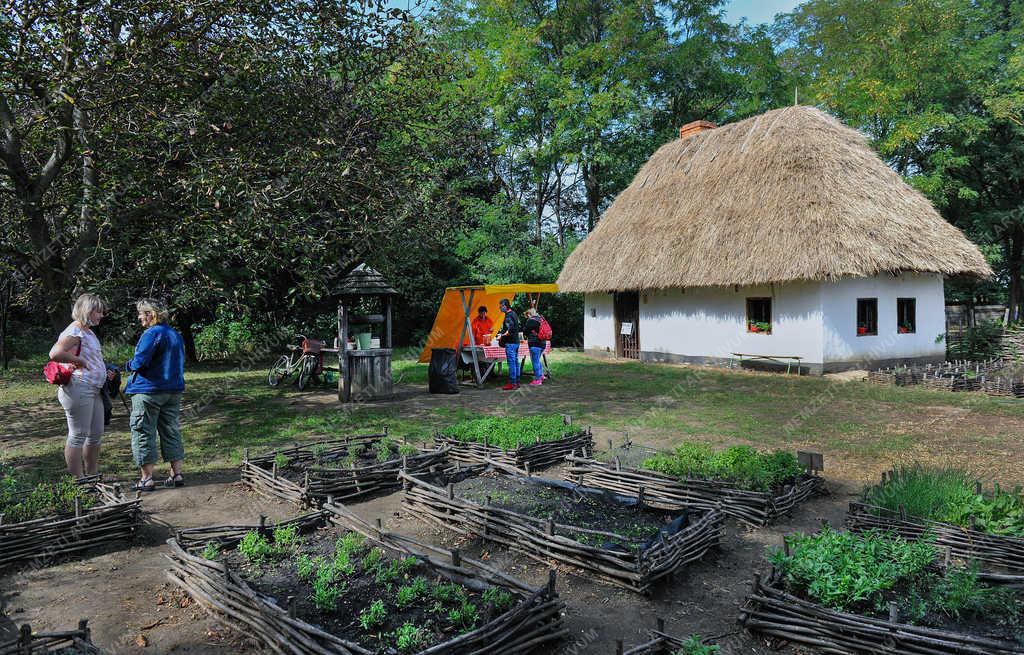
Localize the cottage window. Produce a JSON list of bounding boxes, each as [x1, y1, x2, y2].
[[746, 298, 772, 334], [897, 298, 916, 334], [857, 298, 878, 336]]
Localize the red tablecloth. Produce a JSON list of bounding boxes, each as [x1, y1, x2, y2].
[[480, 341, 551, 360]]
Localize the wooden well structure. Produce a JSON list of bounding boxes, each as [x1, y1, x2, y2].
[[335, 264, 396, 402]]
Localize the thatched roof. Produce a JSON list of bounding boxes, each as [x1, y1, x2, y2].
[[557, 106, 991, 293], [334, 263, 397, 296]]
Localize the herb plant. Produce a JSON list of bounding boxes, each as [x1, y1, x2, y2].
[[643, 443, 804, 492], [238, 531, 275, 565], [442, 415, 574, 449], [201, 542, 221, 561], [0, 474, 96, 523], [674, 635, 719, 655], [359, 600, 388, 630], [393, 623, 427, 653]]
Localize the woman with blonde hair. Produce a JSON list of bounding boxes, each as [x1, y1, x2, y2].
[[125, 298, 186, 491], [49, 293, 115, 477]]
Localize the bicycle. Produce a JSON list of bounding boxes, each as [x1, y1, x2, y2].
[[267, 336, 325, 391]]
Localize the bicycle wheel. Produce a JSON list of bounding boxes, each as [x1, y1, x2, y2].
[[297, 356, 316, 391], [268, 355, 291, 387]]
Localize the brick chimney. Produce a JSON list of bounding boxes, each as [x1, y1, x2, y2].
[[679, 120, 717, 140]]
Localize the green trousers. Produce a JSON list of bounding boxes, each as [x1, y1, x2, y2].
[[130, 392, 185, 466]]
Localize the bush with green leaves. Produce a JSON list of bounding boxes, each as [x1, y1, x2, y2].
[[0, 473, 96, 523], [864, 464, 1024, 537], [441, 415, 573, 449], [642, 443, 805, 492]]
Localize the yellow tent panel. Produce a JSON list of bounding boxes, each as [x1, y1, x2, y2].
[[417, 284, 559, 363]]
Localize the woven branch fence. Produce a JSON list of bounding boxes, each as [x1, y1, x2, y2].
[[0, 482, 142, 571], [565, 453, 823, 528], [434, 426, 593, 472], [613, 618, 713, 655], [868, 360, 1024, 398], [399, 469, 723, 594], [846, 501, 1024, 585], [241, 431, 448, 507], [0, 621, 104, 655], [740, 571, 1024, 655], [166, 508, 567, 655]]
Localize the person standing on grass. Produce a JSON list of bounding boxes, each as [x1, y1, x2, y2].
[[522, 308, 545, 386], [49, 293, 117, 478], [497, 298, 521, 390], [125, 298, 186, 491]]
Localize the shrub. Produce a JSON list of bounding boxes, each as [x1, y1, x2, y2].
[[442, 415, 573, 449], [643, 444, 805, 492]]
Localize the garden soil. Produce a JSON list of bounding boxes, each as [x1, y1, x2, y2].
[[2, 382, 852, 654]]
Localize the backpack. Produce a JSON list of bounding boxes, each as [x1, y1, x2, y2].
[[537, 315, 553, 341]]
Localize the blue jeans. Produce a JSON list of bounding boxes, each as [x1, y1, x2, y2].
[[529, 346, 544, 381], [505, 344, 520, 384]]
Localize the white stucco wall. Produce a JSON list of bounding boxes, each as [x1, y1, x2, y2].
[[583, 293, 616, 353], [821, 273, 946, 365], [639, 283, 824, 363]]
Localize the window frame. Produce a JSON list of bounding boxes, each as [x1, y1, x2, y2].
[[856, 298, 878, 336], [897, 298, 916, 334], [746, 297, 772, 335]]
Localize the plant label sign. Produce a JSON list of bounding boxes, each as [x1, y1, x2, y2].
[[620, 322, 633, 336]]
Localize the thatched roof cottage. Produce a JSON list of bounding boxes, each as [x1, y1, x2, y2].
[[557, 106, 990, 374]]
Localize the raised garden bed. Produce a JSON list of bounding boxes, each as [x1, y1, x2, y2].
[[241, 430, 448, 507], [434, 415, 593, 472], [165, 507, 567, 654], [740, 526, 1024, 655], [616, 618, 718, 654], [566, 443, 823, 527], [0, 621, 104, 655], [846, 465, 1024, 584], [399, 467, 724, 594], [868, 359, 1024, 398], [0, 477, 142, 571]]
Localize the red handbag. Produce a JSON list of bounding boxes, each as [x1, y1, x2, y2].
[[44, 341, 81, 385]]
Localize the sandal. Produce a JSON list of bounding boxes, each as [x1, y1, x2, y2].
[[164, 473, 185, 488], [132, 477, 156, 492]]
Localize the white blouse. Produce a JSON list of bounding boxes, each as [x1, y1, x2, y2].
[[58, 323, 107, 387]]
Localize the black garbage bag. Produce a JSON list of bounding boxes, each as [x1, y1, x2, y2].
[[428, 348, 459, 394]]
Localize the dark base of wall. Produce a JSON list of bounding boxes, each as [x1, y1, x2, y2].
[[583, 348, 947, 377]]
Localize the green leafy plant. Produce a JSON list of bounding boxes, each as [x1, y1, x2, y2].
[[398, 443, 418, 457], [375, 438, 395, 463], [674, 635, 719, 655], [359, 600, 388, 631], [441, 415, 573, 450], [361, 547, 384, 573], [311, 443, 329, 463], [396, 577, 430, 608], [431, 582, 465, 605], [238, 531, 275, 565], [273, 452, 289, 469], [481, 587, 514, 612], [393, 622, 427, 653], [0, 475, 96, 523], [295, 553, 323, 580], [865, 464, 1024, 537], [201, 542, 221, 561], [273, 524, 302, 551], [643, 443, 805, 492], [446, 599, 479, 632], [311, 568, 346, 611]]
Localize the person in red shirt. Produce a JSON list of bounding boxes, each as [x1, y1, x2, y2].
[[469, 306, 494, 346]]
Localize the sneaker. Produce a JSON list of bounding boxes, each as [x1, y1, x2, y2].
[[502, 383, 517, 391], [529, 379, 543, 386]]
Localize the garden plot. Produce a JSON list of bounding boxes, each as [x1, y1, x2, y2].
[[434, 415, 593, 472], [241, 430, 447, 506], [0, 475, 142, 570], [400, 468, 724, 594], [567, 442, 823, 527], [846, 464, 1024, 584], [740, 526, 1024, 654], [616, 618, 718, 655], [0, 621, 104, 655], [165, 507, 567, 655]]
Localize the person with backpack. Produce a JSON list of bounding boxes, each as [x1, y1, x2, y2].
[[497, 298, 520, 390], [522, 308, 550, 386]]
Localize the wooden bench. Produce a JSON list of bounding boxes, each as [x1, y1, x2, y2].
[[732, 353, 803, 374]]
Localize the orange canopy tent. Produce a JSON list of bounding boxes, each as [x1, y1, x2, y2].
[[418, 284, 558, 385]]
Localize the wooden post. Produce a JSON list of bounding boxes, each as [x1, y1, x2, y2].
[[19, 624, 31, 652], [547, 569, 556, 594], [615, 640, 623, 655], [451, 549, 461, 567], [338, 302, 347, 402], [447, 483, 454, 500], [656, 617, 665, 633], [637, 486, 645, 511], [384, 295, 393, 349], [457, 289, 482, 387]]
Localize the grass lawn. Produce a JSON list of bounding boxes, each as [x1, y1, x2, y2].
[[3, 351, 1024, 487]]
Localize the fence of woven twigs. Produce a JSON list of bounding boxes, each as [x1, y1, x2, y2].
[[0, 621, 104, 655], [740, 570, 1024, 655], [615, 618, 716, 654], [241, 430, 448, 506], [165, 506, 568, 655], [868, 359, 1024, 397], [564, 451, 824, 528], [845, 501, 1024, 586], [0, 481, 142, 571], [434, 421, 594, 472], [399, 466, 724, 594]]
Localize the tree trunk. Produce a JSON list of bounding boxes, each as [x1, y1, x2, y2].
[[178, 311, 199, 363], [1008, 230, 1023, 322], [584, 163, 601, 232], [0, 277, 10, 369]]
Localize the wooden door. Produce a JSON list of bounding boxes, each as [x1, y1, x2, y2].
[[614, 292, 640, 360]]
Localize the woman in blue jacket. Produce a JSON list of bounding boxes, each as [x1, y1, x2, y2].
[[125, 298, 186, 491]]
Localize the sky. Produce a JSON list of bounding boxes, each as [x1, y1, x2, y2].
[[723, 0, 801, 25]]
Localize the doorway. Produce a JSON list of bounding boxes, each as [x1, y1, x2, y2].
[[614, 291, 640, 360]]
